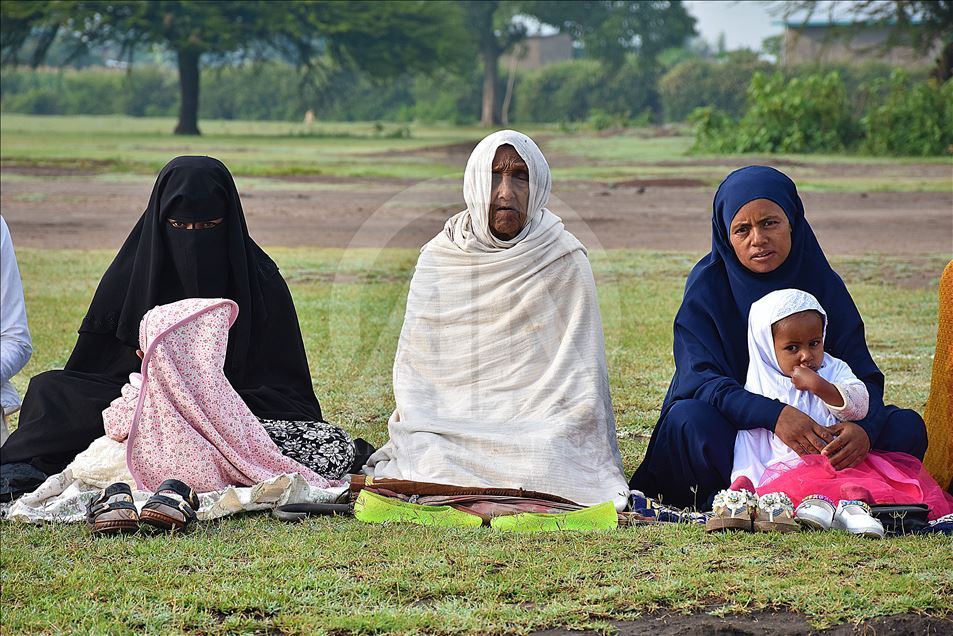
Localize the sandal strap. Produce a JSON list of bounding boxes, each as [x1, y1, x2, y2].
[[143, 493, 198, 522], [154, 479, 199, 510], [800, 494, 834, 507], [87, 499, 138, 519], [839, 499, 873, 515], [90, 482, 134, 507], [273, 503, 353, 522]]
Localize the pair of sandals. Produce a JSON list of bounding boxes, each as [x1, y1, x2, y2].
[[706, 488, 800, 533], [86, 479, 199, 535]]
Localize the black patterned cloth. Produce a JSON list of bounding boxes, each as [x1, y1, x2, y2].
[[259, 419, 355, 480]]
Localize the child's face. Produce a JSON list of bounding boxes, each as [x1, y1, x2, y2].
[[771, 310, 825, 377]]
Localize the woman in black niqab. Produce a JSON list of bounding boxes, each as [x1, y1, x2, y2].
[[1, 156, 338, 480]]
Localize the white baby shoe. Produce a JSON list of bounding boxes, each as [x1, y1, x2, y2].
[[795, 494, 836, 530], [832, 499, 885, 538]]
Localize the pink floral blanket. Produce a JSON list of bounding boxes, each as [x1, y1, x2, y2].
[[103, 298, 339, 493]]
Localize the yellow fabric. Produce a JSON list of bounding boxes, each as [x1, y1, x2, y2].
[[923, 260, 953, 490]]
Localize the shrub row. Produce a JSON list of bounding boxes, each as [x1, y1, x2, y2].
[[2, 61, 947, 156], [691, 70, 952, 157], [0, 62, 487, 124]]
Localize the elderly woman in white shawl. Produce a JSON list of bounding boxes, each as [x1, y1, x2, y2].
[[365, 130, 629, 510]]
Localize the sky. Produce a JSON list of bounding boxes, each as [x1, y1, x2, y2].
[[683, 1, 783, 52]]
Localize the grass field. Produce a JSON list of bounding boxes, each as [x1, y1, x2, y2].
[[2, 248, 950, 634], [1, 114, 951, 633], [2, 114, 951, 191]]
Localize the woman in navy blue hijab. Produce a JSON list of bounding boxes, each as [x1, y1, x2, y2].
[[629, 166, 926, 509]]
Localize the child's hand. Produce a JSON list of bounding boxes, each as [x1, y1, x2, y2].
[[791, 364, 822, 393], [822, 422, 870, 470]]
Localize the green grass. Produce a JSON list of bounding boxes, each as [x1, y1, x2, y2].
[[3, 115, 951, 190], [3, 248, 951, 634]]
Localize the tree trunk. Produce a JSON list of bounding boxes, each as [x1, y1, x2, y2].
[[175, 48, 201, 136], [501, 53, 519, 126], [930, 40, 953, 84], [481, 38, 500, 126]]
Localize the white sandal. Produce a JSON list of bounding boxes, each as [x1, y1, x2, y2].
[[795, 494, 835, 531], [832, 499, 885, 538]]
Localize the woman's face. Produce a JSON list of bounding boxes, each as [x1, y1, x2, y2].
[[729, 198, 792, 273], [488, 144, 530, 240]]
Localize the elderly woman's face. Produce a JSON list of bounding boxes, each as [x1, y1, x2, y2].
[[489, 144, 530, 240], [729, 198, 792, 273]]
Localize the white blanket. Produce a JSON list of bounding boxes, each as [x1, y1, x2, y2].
[[366, 130, 629, 509], [6, 436, 346, 524]]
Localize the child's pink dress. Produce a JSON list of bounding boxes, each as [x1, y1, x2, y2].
[[103, 298, 339, 493], [758, 452, 953, 520]]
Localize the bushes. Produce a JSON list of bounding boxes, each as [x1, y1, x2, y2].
[[512, 57, 656, 124], [659, 51, 771, 122], [407, 68, 482, 124], [737, 71, 856, 153], [1, 67, 178, 117], [690, 70, 951, 156], [0, 63, 477, 123], [861, 71, 953, 156], [3, 61, 950, 157], [692, 71, 856, 154]]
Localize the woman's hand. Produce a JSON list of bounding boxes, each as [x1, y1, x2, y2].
[[774, 405, 835, 455], [821, 422, 870, 470]]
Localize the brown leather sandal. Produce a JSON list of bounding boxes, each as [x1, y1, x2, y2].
[[86, 483, 139, 535], [139, 479, 199, 532]]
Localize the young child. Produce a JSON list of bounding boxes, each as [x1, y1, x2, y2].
[[719, 288, 953, 533], [732, 288, 869, 487], [102, 297, 343, 493]]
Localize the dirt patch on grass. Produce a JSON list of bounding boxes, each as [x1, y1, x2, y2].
[[610, 178, 706, 188], [531, 611, 953, 635], [2, 158, 950, 260], [367, 140, 481, 160], [1, 158, 131, 177]]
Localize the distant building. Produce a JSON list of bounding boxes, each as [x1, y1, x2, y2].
[[501, 33, 574, 70], [781, 21, 942, 67]]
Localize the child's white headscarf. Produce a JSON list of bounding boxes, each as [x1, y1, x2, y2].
[[745, 288, 833, 424]]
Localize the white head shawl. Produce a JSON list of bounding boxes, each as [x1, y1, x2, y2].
[[445, 129, 555, 252], [366, 130, 629, 509], [744, 288, 833, 424]]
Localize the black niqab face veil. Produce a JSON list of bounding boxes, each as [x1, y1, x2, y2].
[[159, 166, 231, 301], [162, 221, 230, 301], [81, 156, 276, 373]]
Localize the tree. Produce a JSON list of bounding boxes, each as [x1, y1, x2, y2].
[[773, 1, 953, 83], [463, 0, 696, 125], [1, 1, 468, 135]]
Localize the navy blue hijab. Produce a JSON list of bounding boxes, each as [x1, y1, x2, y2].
[[658, 166, 886, 434]]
